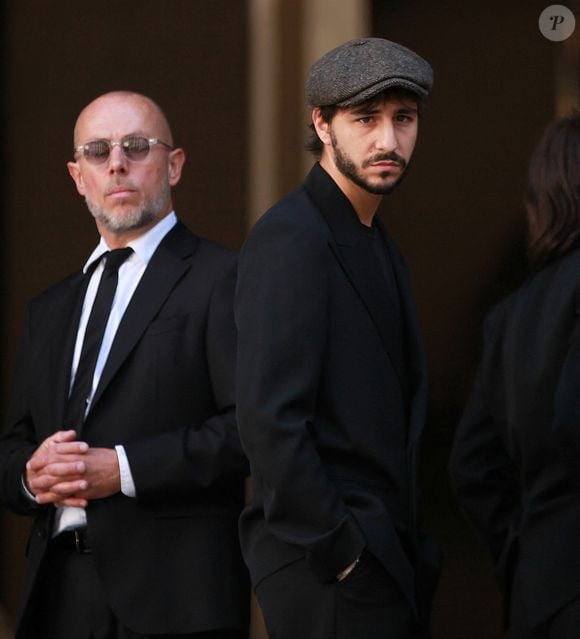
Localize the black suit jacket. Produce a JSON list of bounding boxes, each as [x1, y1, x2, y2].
[[450, 246, 580, 628], [0, 221, 249, 635], [235, 164, 439, 615]]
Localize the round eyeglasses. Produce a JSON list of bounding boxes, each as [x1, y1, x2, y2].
[[74, 136, 173, 165]]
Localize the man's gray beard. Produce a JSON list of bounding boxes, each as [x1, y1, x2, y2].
[[85, 184, 170, 233]]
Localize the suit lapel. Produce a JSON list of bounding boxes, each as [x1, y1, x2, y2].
[[329, 240, 409, 389], [85, 223, 197, 419], [304, 164, 411, 398], [51, 272, 92, 431]]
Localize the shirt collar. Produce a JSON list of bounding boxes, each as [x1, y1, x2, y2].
[[83, 211, 178, 273]]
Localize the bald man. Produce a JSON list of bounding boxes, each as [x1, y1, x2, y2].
[[0, 92, 249, 639]]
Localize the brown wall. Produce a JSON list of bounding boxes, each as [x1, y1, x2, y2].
[[1, 0, 248, 625], [372, 1, 565, 637]]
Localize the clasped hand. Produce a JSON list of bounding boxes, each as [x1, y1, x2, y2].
[[25, 430, 120, 508]]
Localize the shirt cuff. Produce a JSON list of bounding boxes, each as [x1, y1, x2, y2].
[[21, 474, 37, 502], [115, 445, 136, 498]]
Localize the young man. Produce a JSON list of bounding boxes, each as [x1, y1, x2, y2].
[[0, 91, 249, 639], [235, 38, 440, 639]]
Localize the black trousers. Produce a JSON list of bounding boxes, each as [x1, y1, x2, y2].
[[255, 550, 425, 639], [18, 541, 243, 639]]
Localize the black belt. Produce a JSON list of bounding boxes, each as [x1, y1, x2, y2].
[[51, 528, 92, 554]]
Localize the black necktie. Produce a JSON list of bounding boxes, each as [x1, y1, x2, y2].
[[64, 247, 133, 430]]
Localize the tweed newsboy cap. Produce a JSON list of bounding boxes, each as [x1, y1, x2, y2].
[[306, 37, 433, 107]]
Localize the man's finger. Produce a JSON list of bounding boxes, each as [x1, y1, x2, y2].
[[55, 497, 89, 508], [48, 441, 88, 456], [49, 430, 78, 443], [28, 454, 86, 473], [34, 479, 89, 503]]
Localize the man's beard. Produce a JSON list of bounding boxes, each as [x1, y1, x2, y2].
[[330, 131, 409, 196], [85, 179, 170, 233]]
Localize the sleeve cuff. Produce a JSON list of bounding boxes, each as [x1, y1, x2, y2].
[[115, 445, 137, 498], [21, 474, 37, 502]]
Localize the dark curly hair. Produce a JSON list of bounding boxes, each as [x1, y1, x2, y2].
[[304, 87, 425, 158]]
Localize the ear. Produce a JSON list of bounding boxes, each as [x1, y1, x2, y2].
[[167, 148, 186, 187], [67, 161, 86, 196], [311, 108, 332, 147]]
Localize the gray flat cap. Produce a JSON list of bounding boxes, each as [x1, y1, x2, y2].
[[306, 37, 433, 107]]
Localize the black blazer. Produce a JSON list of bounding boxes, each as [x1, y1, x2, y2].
[[235, 164, 439, 615], [0, 222, 249, 635], [450, 246, 580, 628]]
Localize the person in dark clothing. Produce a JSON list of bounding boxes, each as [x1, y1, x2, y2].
[[0, 91, 249, 639], [235, 38, 440, 639], [450, 112, 580, 639]]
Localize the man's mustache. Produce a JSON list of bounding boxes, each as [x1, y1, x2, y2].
[[105, 179, 138, 194], [362, 152, 407, 170]]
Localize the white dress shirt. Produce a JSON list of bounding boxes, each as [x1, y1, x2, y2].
[[50, 212, 177, 534]]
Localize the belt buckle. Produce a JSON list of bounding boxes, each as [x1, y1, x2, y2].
[[74, 529, 82, 553], [73, 529, 90, 554]]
